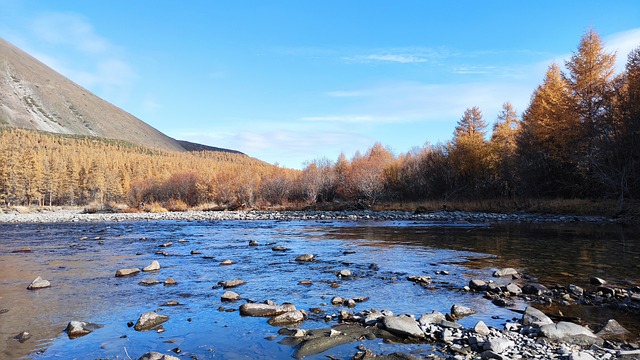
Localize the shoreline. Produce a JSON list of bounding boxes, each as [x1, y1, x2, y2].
[[0, 208, 618, 224]]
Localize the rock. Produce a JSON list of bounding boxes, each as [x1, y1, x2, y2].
[[12, 247, 31, 253], [142, 260, 160, 272], [295, 254, 314, 262], [522, 283, 551, 296], [568, 284, 584, 297], [292, 325, 371, 359], [469, 279, 487, 291], [190, 250, 201, 255], [590, 276, 607, 285], [505, 283, 522, 296], [363, 309, 385, 326], [382, 315, 425, 339], [138, 352, 180, 360], [474, 321, 491, 335], [134, 312, 169, 331], [568, 352, 596, 360], [267, 310, 307, 326], [440, 320, 463, 329], [272, 245, 288, 251], [299, 280, 312, 285], [116, 268, 140, 277], [418, 310, 445, 326], [483, 337, 515, 353], [159, 242, 173, 248], [521, 306, 553, 326], [338, 269, 352, 278], [221, 291, 241, 302], [596, 319, 633, 341], [249, 240, 259, 246], [539, 321, 603, 346], [27, 276, 50, 290], [450, 304, 476, 319], [139, 278, 160, 286], [331, 296, 345, 305], [493, 268, 518, 277], [239, 303, 296, 317], [220, 259, 234, 265], [14, 331, 31, 343], [407, 275, 432, 286], [164, 277, 177, 286], [65, 321, 101, 338], [481, 351, 508, 360], [221, 279, 245, 289]]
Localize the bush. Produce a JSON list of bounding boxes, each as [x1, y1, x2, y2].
[[165, 198, 188, 212], [143, 202, 168, 213]]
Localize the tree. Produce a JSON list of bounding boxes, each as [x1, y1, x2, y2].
[[489, 102, 521, 197], [449, 106, 489, 197]]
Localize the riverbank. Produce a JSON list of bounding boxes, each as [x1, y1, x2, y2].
[[0, 206, 617, 224]]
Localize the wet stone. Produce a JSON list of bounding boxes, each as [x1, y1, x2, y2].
[[221, 279, 246, 289], [138, 351, 180, 360], [134, 312, 169, 331], [116, 268, 140, 277], [451, 304, 476, 319], [493, 268, 518, 277], [338, 269, 352, 278], [65, 321, 102, 338], [14, 331, 31, 343], [164, 277, 177, 286], [221, 291, 241, 302], [220, 259, 234, 265], [295, 254, 314, 262], [143, 260, 160, 272], [27, 276, 51, 290], [272, 245, 288, 252], [139, 278, 160, 286]]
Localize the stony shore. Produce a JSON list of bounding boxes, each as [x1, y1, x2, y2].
[[0, 208, 615, 224]]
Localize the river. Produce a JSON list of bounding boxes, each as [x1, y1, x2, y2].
[[0, 219, 638, 359]]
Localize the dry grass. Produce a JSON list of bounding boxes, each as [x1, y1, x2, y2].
[[164, 199, 188, 212], [143, 202, 168, 213]]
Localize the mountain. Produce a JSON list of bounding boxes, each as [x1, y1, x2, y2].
[[176, 140, 244, 154], [1, 37, 215, 153]]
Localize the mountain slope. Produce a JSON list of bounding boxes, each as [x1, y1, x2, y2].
[[0, 37, 186, 152]]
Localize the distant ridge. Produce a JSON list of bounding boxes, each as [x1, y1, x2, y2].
[[177, 140, 244, 154], [0, 37, 238, 155]]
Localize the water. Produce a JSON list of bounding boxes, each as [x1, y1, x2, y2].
[[0, 219, 638, 359]]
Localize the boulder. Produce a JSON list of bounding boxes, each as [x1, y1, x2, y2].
[[539, 321, 603, 346], [505, 283, 522, 296], [493, 268, 518, 277], [407, 276, 432, 286], [474, 321, 491, 336], [220, 259, 234, 265], [134, 312, 169, 331], [338, 269, 352, 278], [138, 278, 160, 286], [272, 245, 288, 252], [221, 279, 245, 289], [331, 296, 345, 305], [267, 310, 307, 326], [469, 279, 487, 291], [27, 276, 50, 290], [164, 277, 177, 286], [138, 352, 180, 360], [295, 254, 314, 262], [522, 306, 553, 327], [382, 315, 425, 339], [221, 291, 241, 302], [521, 283, 551, 296], [116, 268, 140, 277], [450, 304, 476, 319], [239, 303, 296, 317], [65, 321, 101, 338], [595, 319, 633, 342], [418, 310, 445, 326], [589, 276, 607, 285], [142, 260, 160, 272], [483, 337, 515, 353]]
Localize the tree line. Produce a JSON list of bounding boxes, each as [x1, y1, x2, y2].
[[1, 29, 638, 211]]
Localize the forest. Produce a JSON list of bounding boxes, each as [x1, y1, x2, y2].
[[0, 29, 638, 213]]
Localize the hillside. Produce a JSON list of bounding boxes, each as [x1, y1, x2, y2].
[[0, 37, 187, 152]]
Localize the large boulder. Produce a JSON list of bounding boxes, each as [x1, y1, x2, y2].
[[382, 315, 425, 339], [418, 310, 445, 326], [239, 303, 296, 317], [539, 321, 603, 346], [133, 312, 169, 331], [450, 304, 476, 319], [116, 268, 140, 277], [595, 319, 633, 342], [521, 306, 553, 327], [267, 310, 307, 326], [142, 260, 160, 272], [27, 276, 50, 290]]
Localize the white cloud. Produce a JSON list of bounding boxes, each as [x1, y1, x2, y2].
[[32, 12, 110, 55], [605, 28, 640, 71]]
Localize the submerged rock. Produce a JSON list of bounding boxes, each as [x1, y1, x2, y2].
[[134, 312, 169, 331], [115, 268, 140, 277], [27, 276, 50, 290], [164, 277, 177, 286], [221, 291, 241, 302], [407, 275, 432, 286], [295, 254, 314, 262], [139, 278, 160, 286], [220, 259, 234, 265]]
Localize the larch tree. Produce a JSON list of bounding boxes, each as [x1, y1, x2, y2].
[[489, 102, 521, 197], [449, 106, 489, 197]]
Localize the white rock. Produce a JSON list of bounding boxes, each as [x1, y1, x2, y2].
[[142, 260, 160, 272]]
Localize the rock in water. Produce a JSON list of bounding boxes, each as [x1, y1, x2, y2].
[[221, 291, 241, 302], [138, 352, 180, 360], [596, 319, 633, 341], [338, 269, 352, 278], [115, 268, 140, 277], [143, 260, 160, 272], [469, 279, 487, 291], [521, 306, 553, 326], [295, 254, 314, 262], [65, 321, 101, 338], [539, 321, 603, 346], [27, 276, 50, 290], [493, 268, 518, 277], [220, 259, 234, 265], [382, 315, 425, 339], [521, 283, 551, 295], [13, 331, 31, 343], [450, 304, 476, 319], [134, 312, 169, 331], [221, 279, 245, 289], [163, 277, 177, 286], [239, 303, 296, 317], [418, 310, 445, 326], [268, 310, 307, 326]]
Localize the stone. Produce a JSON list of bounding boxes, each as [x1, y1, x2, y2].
[[382, 315, 425, 338], [440, 320, 463, 329], [299, 280, 312, 285], [138, 352, 180, 360], [483, 337, 515, 353], [65, 321, 101, 338], [12, 247, 31, 253], [221, 291, 241, 302], [190, 250, 201, 255], [239, 303, 296, 317], [338, 269, 352, 278], [522, 306, 553, 326], [418, 310, 445, 326], [116, 268, 140, 277], [295, 254, 314, 262], [474, 321, 491, 335], [569, 352, 596, 360], [469, 279, 487, 291], [331, 296, 345, 305], [159, 242, 173, 247], [596, 319, 633, 341], [272, 245, 288, 251], [568, 284, 584, 297], [163, 277, 177, 286], [142, 260, 160, 272], [220, 259, 234, 265], [363, 309, 385, 326], [590, 276, 607, 285], [221, 279, 245, 289], [268, 310, 307, 326], [14, 331, 31, 343], [134, 312, 169, 331], [539, 321, 603, 346], [407, 275, 432, 286], [249, 240, 259, 246], [139, 278, 160, 286], [493, 268, 518, 277], [450, 304, 476, 319], [522, 283, 551, 296], [481, 350, 508, 360], [505, 283, 522, 296], [27, 276, 51, 290]]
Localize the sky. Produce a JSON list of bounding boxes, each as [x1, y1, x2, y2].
[[1, 1, 640, 169]]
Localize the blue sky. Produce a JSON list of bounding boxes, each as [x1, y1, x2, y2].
[[1, 1, 640, 168]]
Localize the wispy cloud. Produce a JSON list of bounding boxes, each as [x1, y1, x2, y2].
[[605, 28, 640, 71]]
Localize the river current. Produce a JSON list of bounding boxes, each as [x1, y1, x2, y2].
[[0, 219, 638, 359]]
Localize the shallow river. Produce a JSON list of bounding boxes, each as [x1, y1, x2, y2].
[[0, 219, 638, 359]]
